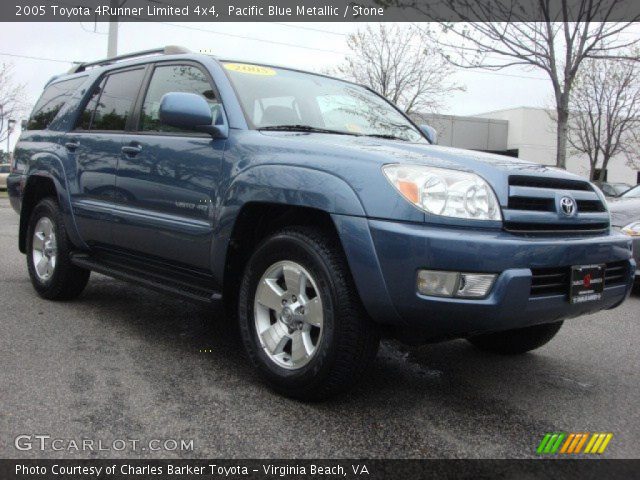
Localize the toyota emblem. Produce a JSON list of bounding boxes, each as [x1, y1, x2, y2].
[[560, 196, 577, 216]]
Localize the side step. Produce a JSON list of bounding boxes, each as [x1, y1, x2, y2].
[[70, 252, 222, 305]]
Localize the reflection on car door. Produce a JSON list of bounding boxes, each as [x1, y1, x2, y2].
[[68, 67, 146, 246], [112, 62, 225, 268]]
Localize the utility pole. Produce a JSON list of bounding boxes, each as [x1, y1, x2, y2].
[[107, 21, 118, 58], [107, 0, 122, 58]]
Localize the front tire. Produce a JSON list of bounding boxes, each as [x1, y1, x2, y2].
[[238, 226, 379, 400], [26, 197, 90, 300], [468, 321, 563, 355]]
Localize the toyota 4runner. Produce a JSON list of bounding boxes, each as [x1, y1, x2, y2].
[[7, 46, 635, 400]]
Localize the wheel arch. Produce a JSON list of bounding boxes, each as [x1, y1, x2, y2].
[[220, 202, 341, 314], [19, 165, 85, 254], [211, 165, 404, 323], [211, 164, 367, 284]]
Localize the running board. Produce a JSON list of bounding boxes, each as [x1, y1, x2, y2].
[[70, 252, 222, 305]]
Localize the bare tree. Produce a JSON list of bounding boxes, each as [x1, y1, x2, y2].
[[0, 63, 26, 151], [409, 0, 640, 169], [623, 129, 640, 173], [567, 54, 640, 181], [334, 24, 463, 114]]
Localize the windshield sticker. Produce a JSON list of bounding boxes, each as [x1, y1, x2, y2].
[[224, 63, 277, 76], [345, 123, 363, 133]]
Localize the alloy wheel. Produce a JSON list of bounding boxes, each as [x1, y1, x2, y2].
[[253, 260, 324, 370], [32, 217, 57, 281]]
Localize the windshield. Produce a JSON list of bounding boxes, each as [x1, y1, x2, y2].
[[611, 184, 631, 195], [222, 62, 425, 142], [621, 185, 640, 198]]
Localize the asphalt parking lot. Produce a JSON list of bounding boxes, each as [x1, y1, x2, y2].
[[0, 197, 638, 459]]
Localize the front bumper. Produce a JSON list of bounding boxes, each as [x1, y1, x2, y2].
[[334, 215, 635, 339], [6, 173, 23, 213]]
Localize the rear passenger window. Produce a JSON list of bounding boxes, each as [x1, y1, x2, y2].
[[140, 65, 220, 132], [27, 77, 85, 130], [78, 78, 106, 130], [80, 68, 144, 131]]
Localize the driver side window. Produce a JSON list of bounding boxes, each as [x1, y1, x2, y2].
[[141, 64, 221, 132]]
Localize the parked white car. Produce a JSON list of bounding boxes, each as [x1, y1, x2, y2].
[[0, 164, 10, 190]]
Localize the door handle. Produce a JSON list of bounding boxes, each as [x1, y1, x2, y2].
[[65, 141, 80, 151], [121, 144, 142, 156]]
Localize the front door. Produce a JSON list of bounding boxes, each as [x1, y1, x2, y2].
[[112, 63, 225, 268]]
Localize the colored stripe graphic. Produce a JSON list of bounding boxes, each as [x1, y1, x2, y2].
[[560, 434, 575, 453], [584, 433, 613, 454], [538, 433, 613, 454], [537, 433, 565, 454], [574, 433, 589, 453], [537, 434, 552, 454]]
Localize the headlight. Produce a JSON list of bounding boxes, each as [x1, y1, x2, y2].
[[622, 221, 640, 236], [382, 165, 501, 220]]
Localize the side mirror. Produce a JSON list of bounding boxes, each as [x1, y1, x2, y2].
[[21, 119, 28, 130], [159, 92, 227, 138], [419, 124, 438, 145]]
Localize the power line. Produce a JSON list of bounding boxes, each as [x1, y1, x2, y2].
[[0, 52, 75, 64], [156, 22, 347, 55], [0, 47, 548, 82], [269, 22, 349, 37]]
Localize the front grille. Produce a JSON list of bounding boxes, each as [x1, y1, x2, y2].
[[530, 261, 629, 297], [605, 261, 629, 285], [576, 199, 606, 212], [508, 197, 554, 212], [509, 176, 593, 191], [504, 222, 609, 234], [504, 175, 608, 234], [531, 267, 569, 296]]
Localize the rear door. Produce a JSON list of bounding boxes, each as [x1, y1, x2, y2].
[[68, 67, 146, 246], [112, 62, 225, 268]]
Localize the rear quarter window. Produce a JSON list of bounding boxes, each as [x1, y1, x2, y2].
[[27, 77, 86, 130]]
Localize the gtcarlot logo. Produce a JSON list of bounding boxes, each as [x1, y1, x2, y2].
[[14, 434, 194, 452]]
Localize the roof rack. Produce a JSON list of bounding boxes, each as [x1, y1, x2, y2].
[[68, 45, 192, 74]]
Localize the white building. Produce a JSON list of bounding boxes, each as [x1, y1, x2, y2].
[[416, 107, 640, 186]]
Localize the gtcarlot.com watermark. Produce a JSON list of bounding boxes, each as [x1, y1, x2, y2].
[[14, 434, 194, 452]]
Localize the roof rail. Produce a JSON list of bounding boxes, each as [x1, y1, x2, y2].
[[68, 45, 192, 74]]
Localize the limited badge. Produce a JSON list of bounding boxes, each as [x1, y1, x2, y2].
[[224, 63, 277, 76]]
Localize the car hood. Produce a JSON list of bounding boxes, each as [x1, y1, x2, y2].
[[260, 131, 576, 175], [258, 131, 588, 192], [608, 197, 640, 227]]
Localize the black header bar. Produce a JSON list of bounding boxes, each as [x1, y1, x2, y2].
[[3, 0, 640, 22]]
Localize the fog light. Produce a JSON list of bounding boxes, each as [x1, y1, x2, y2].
[[417, 270, 497, 298], [417, 270, 459, 297], [457, 273, 496, 298]]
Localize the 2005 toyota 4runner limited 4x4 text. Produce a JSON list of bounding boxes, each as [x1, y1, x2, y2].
[[8, 46, 635, 400]]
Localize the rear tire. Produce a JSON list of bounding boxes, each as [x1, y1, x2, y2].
[[468, 321, 563, 355], [26, 197, 90, 300], [238, 226, 379, 400]]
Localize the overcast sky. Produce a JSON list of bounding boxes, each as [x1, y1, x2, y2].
[[0, 21, 637, 150]]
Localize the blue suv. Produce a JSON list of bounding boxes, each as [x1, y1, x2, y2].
[[8, 47, 635, 399]]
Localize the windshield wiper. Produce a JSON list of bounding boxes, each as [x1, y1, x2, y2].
[[258, 125, 360, 136], [363, 133, 407, 141]]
